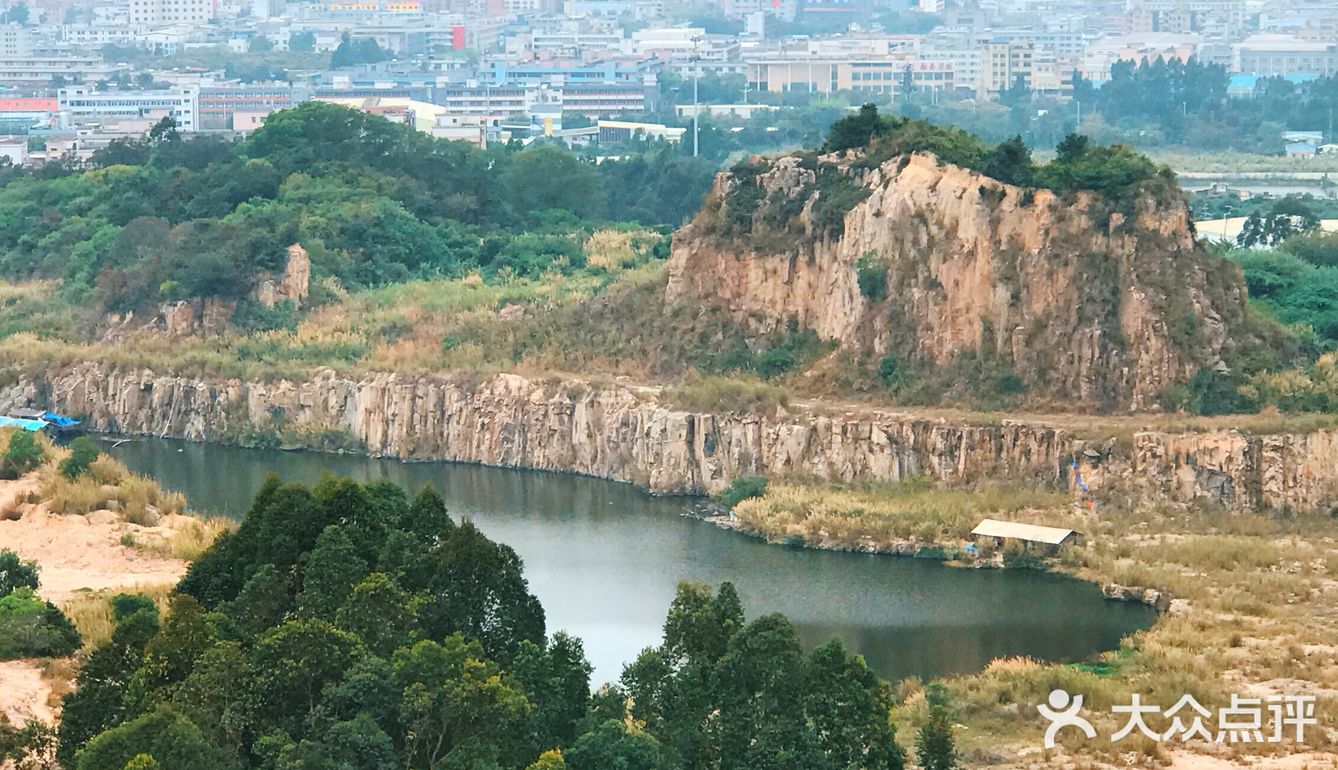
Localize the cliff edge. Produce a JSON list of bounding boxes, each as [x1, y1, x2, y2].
[[666, 151, 1252, 412]]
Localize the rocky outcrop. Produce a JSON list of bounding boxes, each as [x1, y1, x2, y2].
[[667, 153, 1251, 412], [255, 243, 311, 309], [157, 298, 237, 337], [4, 364, 1336, 513]]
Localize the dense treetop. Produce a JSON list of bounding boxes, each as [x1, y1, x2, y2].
[[52, 475, 904, 770], [822, 104, 1172, 202]]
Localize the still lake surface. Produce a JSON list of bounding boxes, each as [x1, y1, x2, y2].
[[108, 437, 1155, 685]]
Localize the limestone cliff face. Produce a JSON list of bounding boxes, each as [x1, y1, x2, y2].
[[4, 364, 1334, 512], [667, 153, 1249, 411]]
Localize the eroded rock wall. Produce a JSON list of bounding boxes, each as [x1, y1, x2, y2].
[[667, 153, 1250, 412], [3, 364, 1334, 512]]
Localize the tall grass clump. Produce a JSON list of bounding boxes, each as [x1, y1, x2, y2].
[[40, 454, 187, 523], [60, 585, 174, 652], [663, 376, 792, 414], [731, 477, 1070, 549]]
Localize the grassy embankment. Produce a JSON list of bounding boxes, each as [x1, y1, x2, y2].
[[727, 476, 1338, 766]]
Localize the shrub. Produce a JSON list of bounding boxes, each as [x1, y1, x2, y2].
[[0, 587, 82, 659], [755, 347, 795, 379], [3, 430, 44, 478], [856, 253, 886, 301], [60, 436, 101, 480], [662, 377, 791, 414], [1001, 540, 1046, 570], [715, 475, 768, 510], [0, 549, 39, 596]]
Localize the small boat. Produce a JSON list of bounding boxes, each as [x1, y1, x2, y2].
[[5, 408, 83, 436]]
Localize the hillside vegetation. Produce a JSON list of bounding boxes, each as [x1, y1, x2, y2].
[[0, 103, 709, 327], [0, 103, 1328, 418]]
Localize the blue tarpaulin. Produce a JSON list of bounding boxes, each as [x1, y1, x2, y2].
[[0, 416, 49, 432]]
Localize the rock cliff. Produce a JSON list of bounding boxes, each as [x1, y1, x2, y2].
[[666, 153, 1251, 412], [4, 364, 1335, 513]]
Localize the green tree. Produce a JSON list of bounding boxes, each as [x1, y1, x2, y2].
[[73, 705, 235, 770], [0, 549, 39, 596], [254, 713, 397, 770], [512, 632, 593, 750], [2, 431, 44, 477], [981, 135, 1035, 187], [0, 588, 82, 659], [297, 525, 367, 618], [288, 31, 315, 53], [404, 485, 454, 542], [391, 636, 533, 769], [565, 721, 668, 770], [502, 145, 606, 222], [915, 684, 957, 770], [418, 520, 546, 663], [714, 614, 817, 770], [241, 619, 367, 740], [1282, 230, 1338, 267], [805, 640, 903, 770], [58, 602, 162, 766], [334, 572, 419, 658], [59, 436, 101, 479], [824, 103, 887, 153], [527, 748, 566, 770]]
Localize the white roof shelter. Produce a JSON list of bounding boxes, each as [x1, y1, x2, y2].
[[971, 519, 1079, 546]]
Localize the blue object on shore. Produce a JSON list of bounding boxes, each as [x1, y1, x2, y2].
[[0, 415, 49, 432], [40, 411, 82, 431]]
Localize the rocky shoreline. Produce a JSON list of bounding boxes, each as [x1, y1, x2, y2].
[[3, 363, 1337, 513]]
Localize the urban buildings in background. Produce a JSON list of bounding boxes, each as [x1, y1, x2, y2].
[[0, 0, 1334, 162]]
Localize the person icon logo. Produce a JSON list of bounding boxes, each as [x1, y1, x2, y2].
[[1037, 689, 1097, 748]]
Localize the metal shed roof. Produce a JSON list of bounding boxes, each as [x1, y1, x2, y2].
[[970, 519, 1077, 545]]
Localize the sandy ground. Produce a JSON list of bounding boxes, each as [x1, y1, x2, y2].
[[0, 477, 188, 604], [0, 475, 190, 731], [0, 661, 56, 728]]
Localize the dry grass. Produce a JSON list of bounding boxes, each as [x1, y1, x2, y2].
[[749, 477, 1338, 764], [736, 476, 1338, 763], [60, 584, 175, 652], [731, 476, 1071, 548], [662, 375, 792, 415], [120, 515, 236, 561], [39, 454, 186, 523]]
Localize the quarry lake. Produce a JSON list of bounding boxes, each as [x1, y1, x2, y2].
[[108, 437, 1155, 685]]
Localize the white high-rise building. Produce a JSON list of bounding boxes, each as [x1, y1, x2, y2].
[[129, 0, 216, 27]]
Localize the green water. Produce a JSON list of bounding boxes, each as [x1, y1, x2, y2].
[[107, 437, 1155, 685]]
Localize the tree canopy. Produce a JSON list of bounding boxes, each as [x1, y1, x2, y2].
[[0, 102, 709, 322], [55, 476, 905, 770]]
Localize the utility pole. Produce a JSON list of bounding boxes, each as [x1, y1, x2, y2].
[[693, 66, 699, 157], [692, 35, 702, 158]]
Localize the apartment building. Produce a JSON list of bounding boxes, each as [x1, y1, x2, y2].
[[978, 40, 1033, 93], [129, 0, 216, 26], [1236, 34, 1338, 76], [198, 83, 294, 130], [0, 55, 125, 86], [0, 25, 36, 57], [57, 85, 201, 131]]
